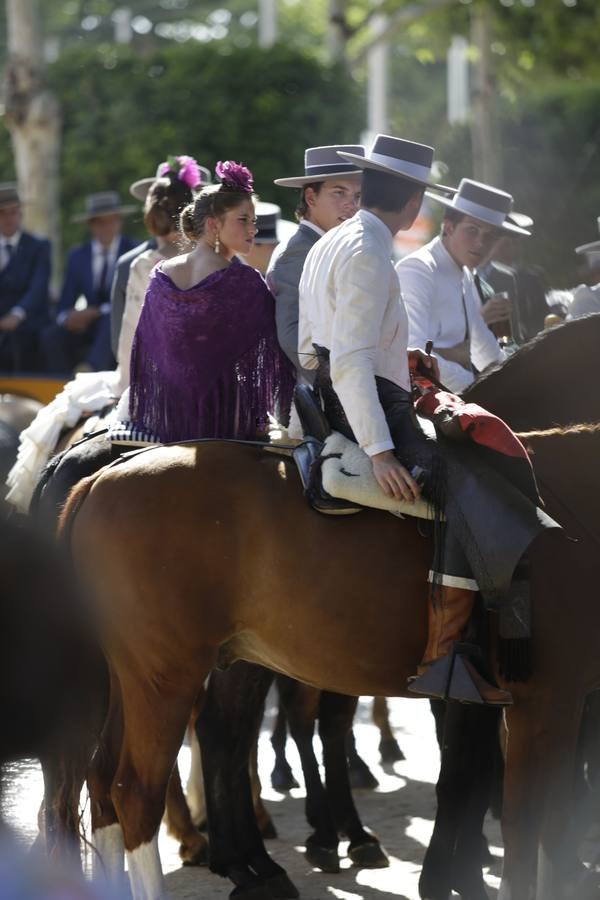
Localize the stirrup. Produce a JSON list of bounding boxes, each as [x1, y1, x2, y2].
[[408, 643, 512, 706]]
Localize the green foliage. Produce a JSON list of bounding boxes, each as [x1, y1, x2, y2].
[[42, 41, 362, 254]]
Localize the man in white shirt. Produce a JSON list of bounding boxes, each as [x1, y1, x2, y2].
[[397, 179, 530, 393], [299, 135, 513, 705]]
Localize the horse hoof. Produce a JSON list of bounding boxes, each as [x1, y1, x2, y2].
[[348, 840, 389, 869], [305, 842, 340, 873], [264, 873, 300, 899], [179, 840, 209, 866], [348, 762, 379, 790], [270, 766, 299, 792], [379, 736, 405, 763], [260, 818, 278, 840]]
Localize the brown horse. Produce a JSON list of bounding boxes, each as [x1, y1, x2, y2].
[[60, 319, 600, 899]]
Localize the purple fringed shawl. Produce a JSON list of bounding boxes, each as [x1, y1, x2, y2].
[[129, 258, 294, 442]]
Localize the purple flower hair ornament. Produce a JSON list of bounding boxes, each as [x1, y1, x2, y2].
[[215, 160, 254, 193], [158, 155, 202, 189]]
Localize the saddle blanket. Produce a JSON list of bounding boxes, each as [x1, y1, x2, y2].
[[321, 431, 441, 521]]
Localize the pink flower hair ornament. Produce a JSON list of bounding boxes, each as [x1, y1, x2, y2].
[[215, 160, 254, 193], [157, 155, 202, 190]]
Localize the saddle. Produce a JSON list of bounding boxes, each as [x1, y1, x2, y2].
[[292, 384, 438, 520]]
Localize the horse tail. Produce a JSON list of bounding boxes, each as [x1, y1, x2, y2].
[[56, 468, 104, 545]]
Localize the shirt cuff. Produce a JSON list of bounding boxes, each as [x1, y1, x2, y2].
[[9, 306, 26, 321], [57, 310, 69, 326], [99, 303, 111, 315], [363, 439, 395, 457]]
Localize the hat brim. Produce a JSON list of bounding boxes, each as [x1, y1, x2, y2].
[[575, 240, 600, 255], [336, 151, 456, 195], [129, 178, 155, 202], [274, 170, 363, 189], [425, 192, 531, 236], [72, 204, 138, 223]]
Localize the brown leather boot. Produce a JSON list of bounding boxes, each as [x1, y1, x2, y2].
[[408, 583, 512, 706]]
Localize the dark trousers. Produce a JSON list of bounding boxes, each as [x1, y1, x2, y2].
[[42, 314, 115, 376], [0, 328, 45, 374]]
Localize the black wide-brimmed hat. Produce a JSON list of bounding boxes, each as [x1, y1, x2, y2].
[[72, 191, 137, 223], [0, 183, 21, 208], [575, 217, 600, 255], [253, 201, 296, 245], [274, 145, 365, 189], [129, 161, 212, 202], [337, 134, 455, 194], [427, 178, 531, 235]]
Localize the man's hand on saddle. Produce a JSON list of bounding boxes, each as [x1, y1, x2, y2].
[[371, 450, 421, 503], [63, 307, 102, 334], [407, 347, 440, 383]]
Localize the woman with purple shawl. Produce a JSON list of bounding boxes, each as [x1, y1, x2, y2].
[[129, 161, 294, 443]]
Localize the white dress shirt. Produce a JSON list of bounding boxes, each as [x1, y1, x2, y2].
[[299, 208, 411, 457], [396, 235, 505, 393], [0, 231, 27, 320], [92, 236, 121, 314]]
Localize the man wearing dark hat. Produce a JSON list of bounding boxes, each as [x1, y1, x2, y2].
[[268, 145, 363, 382], [242, 201, 294, 275], [0, 183, 51, 372], [42, 192, 138, 375], [396, 179, 531, 393], [567, 217, 600, 320], [298, 135, 560, 705], [110, 160, 212, 355]]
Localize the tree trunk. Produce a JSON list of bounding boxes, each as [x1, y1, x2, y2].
[[327, 0, 350, 64], [3, 0, 61, 254], [469, 3, 502, 186]]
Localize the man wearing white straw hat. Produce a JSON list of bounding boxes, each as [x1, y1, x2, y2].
[[567, 217, 600, 320], [396, 178, 531, 393], [268, 145, 364, 383], [296, 134, 567, 705]]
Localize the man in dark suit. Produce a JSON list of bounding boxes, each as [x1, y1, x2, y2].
[[42, 192, 137, 375], [267, 145, 364, 383], [0, 183, 51, 373]]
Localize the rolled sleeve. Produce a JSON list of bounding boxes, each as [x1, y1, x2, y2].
[[330, 251, 393, 454]]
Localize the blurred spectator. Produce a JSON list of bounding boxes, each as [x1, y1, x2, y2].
[[567, 218, 600, 320], [242, 201, 295, 275], [0, 183, 51, 373], [42, 193, 137, 376]]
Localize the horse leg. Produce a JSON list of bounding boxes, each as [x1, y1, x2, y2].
[[197, 662, 298, 900], [270, 693, 299, 792], [164, 762, 208, 866], [250, 738, 278, 839], [500, 694, 583, 900], [185, 725, 206, 827], [373, 696, 405, 763], [87, 675, 126, 890], [346, 726, 380, 790], [277, 677, 341, 873], [111, 674, 203, 900], [318, 691, 389, 869]]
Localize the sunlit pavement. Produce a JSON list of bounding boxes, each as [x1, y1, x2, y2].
[[1, 695, 504, 898]]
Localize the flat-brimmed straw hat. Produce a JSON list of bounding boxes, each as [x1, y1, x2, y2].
[[337, 134, 455, 194], [427, 178, 531, 236], [72, 191, 137, 223], [575, 217, 600, 255], [274, 145, 365, 189], [129, 163, 212, 202]]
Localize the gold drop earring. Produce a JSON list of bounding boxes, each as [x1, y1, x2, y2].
[[214, 233, 221, 254]]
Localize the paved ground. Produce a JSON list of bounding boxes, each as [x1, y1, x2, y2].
[[1, 694, 504, 898]]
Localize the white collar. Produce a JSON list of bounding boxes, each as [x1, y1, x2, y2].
[[2, 231, 21, 248], [299, 218, 325, 238], [357, 208, 393, 251], [92, 236, 120, 257], [432, 234, 464, 276]]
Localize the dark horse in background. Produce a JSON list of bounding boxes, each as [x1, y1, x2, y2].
[[56, 316, 600, 900]]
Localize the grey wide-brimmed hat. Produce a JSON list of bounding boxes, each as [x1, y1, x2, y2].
[[426, 178, 531, 235], [129, 162, 212, 202], [0, 183, 21, 208], [575, 217, 600, 255], [337, 134, 455, 194], [72, 191, 137, 223], [274, 145, 365, 189]]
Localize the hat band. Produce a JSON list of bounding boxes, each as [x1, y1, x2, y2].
[[368, 151, 431, 183], [305, 162, 362, 176], [452, 197, 508, 227]]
